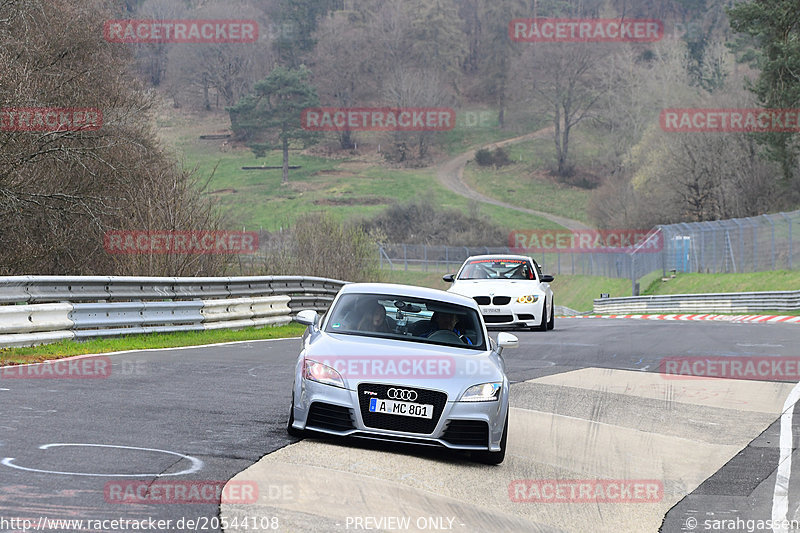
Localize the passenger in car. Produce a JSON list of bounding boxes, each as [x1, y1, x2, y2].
[[356, 300, 391, 333]]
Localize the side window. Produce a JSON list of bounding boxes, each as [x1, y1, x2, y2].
[[532, 261, 543, 281]]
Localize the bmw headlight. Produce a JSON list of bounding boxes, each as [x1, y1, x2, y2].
[[303, 359, 345, 388], [460, 382, 502, 402], [517, 294, 539, 304]]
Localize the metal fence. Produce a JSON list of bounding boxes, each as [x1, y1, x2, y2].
[[593, 290, 800, 314], [0, 275, 346, 348], [378, 209, 800, 295]]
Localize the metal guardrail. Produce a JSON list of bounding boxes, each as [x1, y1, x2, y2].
[[0, 276, 346, 348], [593, 290, 800, 314]]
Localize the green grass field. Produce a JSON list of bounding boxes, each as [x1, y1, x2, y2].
[[462, 136, 597, 224], [0, 323, 306, 363], [643, 270, 800, 295], [379, 268, 630, 312], [157, 107, 563, 232], [379, 268, 800, 313]]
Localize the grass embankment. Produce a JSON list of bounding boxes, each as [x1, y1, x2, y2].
[[0, 323, 306, 364], [157, 107, 562, 232], [380, 269, 800, 313], [379, 269, 630, 312], [461, 129, 612, 225], [643, 270, 800, 295]]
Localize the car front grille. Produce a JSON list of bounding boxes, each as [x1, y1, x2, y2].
[[483, 315, 514, 324], [473, 296, 491, 305], [517, 313, 534, 320], [441, 420, 489, 447], [306, 402, 356, 432], [357, 383, 447, 435], [492, 296, 511, 305]]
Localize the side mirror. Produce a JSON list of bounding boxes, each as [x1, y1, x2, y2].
[[497, 332, 519, 349], [294, 310, 319, 327], [541, 275, 554, 283], [442, 274, 455, 283]]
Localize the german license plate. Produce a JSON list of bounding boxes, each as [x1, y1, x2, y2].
[[369, 398, 433, 419], [481, 307, 502, 313]]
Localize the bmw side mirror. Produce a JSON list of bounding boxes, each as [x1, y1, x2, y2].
[[294, 310, 319, 327], [442, 274, 455, 283], [541, 275, 554, 283]]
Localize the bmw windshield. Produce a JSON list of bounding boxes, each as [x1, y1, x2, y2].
[[457, 258, 536, 280]]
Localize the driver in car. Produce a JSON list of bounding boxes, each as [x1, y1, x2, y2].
[[420, 312, 473, 345]]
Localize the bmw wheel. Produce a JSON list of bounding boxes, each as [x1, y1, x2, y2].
[[532, 298, 547, 331], [546, 301, 555, 330]]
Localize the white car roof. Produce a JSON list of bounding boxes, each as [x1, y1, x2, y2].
[[463, 254, 535, 262], [339, 282, 479, 309]]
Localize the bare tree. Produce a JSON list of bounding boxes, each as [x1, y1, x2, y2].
[[133, 0, 187, 86], [166, 1, 274, 110], [0, 0, 227, 275], [521, 42, 608, 177]]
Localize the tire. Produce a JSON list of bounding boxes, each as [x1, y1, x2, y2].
[[287, 392, 304, 438], [474, 411, 508, 465], [531, 298, 548, 331], [546, 301, 555, 330]]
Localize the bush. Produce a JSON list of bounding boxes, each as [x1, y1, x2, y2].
[[254, 213, 380, 282], [474, 147, 512, 168], [475, 148, 494, 166], [359, 199, 505, 246]]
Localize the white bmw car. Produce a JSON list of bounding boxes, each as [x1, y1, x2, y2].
[[444, 255, 555, 331], [288, 283, 517, 464]]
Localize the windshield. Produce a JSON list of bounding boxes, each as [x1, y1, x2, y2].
[[457, 258, 536, 280], [324, 293, 485, 350]]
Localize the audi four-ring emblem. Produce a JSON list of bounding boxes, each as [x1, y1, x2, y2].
[[387, 388, 417, 401]]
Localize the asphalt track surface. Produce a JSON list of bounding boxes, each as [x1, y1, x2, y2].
[[1, 319, 800, 532]]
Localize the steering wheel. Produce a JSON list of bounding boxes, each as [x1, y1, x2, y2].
[[427, 330, 466, 344]]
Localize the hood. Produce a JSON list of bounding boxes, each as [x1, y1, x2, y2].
[[448, 279, 544, 298], [303, 331, 505, 393]]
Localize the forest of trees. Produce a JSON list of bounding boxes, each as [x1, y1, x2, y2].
[[2, 0, 799, 275], [123, 0, 799, 229]]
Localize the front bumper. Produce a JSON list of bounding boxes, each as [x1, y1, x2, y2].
[[291, 379, 508, 452], [479, 301, 541, 328]]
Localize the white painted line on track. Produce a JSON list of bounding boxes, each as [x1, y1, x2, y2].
[[772, 380, 800, 532], [1, 443, 203, 477]]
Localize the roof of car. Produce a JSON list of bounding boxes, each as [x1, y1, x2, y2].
[[464, 254, 534, 262], [339, 282, 478, 309]]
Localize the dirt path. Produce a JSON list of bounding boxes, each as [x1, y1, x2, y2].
[[436, 127, 592, 230]]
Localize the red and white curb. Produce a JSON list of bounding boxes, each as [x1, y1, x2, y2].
[[558, 314, 800, 324]]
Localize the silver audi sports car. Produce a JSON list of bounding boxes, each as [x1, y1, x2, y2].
[[288, 283, 518, 464]]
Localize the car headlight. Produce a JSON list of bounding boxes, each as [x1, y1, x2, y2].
[[517, 294, 539, 304], [460, 382, 502, 402], [303, 359, 345, 389]]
